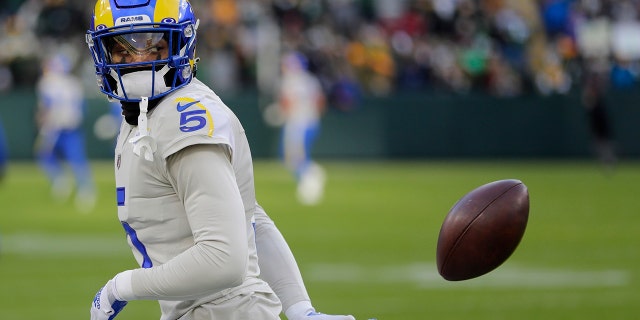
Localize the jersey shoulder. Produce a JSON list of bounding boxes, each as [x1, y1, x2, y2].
[[151, 80, 238, 158]]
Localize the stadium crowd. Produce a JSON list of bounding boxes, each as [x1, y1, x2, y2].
[[1, 0, 639, 107]]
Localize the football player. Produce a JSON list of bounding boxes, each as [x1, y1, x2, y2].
[[86, 1, 355, 320], [35, 52, 96, 212], [277, 52, 327, 206]]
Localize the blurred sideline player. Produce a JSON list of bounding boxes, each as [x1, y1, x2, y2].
[[278, 51, 327, 205], [86, 1, 354, 319], [35, 52, 96, 212]]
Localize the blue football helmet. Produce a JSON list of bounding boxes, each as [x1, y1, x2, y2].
[[86, 0, 199, 102]]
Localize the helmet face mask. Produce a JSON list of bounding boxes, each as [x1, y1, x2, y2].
[[87, 0, 198, 102]]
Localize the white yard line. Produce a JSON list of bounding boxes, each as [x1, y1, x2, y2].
[[1, 233, 631, 289], [305, 262, 631, 289], [0, 233, 130, 256]]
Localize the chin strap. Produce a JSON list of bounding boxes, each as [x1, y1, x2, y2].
[[128, 97, 157, 161]]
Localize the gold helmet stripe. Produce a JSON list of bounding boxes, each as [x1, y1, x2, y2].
[[153, 0, 181, 22], [94, 0, 115, 28]]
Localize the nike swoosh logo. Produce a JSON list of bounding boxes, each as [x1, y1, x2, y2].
[[176, 100, 201, 112]]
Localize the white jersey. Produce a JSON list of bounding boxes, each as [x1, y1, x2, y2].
[[114, 78, 277, 319], [36, 72, 84, 130], [279, 70, 323, 126]]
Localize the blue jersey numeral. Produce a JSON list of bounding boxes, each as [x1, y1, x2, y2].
[[116, 187, 125, 206], [179, 110, 207, 132], [121, 222, 153, 268]]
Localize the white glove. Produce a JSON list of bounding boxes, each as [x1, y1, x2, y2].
[[298, 311, 356, 320], [90, 279, 128, 320]]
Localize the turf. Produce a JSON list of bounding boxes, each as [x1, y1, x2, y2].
[[0, 160, 638, 319]]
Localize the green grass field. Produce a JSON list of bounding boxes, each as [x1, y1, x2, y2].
[[0, 160, 638, 319]]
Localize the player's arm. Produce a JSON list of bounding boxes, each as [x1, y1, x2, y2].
[[125, 143, 247, 299], [92, 143, 248, 319], [254, 204, 309, 308]]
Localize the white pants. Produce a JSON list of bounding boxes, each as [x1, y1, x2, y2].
[[177, 289, 281, 320]]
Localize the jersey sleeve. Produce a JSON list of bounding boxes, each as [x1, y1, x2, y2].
[[152, 95, 235, 159]]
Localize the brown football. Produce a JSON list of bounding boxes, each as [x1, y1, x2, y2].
[[436, 179, 529, 281]]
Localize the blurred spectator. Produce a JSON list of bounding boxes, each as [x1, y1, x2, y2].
[[199, 0, 242, 93], [609, 14, 640, 89], [0, 0, 639, 98], [328, 73, 362, 112], [346, 23, 396, 95], [0, 11, 40, 87], [573, 0, 619, 169], [34, 52, 96, 213], [541, 0, 575, 38], [35, 0, 86, 40], [610, 60, 639, 89], [582, 62, 617, 170]]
